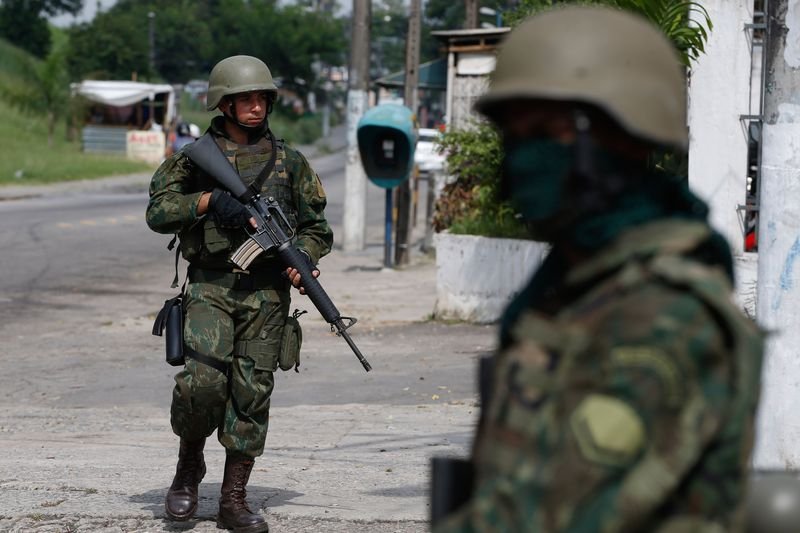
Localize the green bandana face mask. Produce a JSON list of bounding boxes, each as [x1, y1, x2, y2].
[[501, 138, 573, 222]]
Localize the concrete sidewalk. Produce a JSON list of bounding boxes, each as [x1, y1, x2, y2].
[[0, 164, 496, 532]]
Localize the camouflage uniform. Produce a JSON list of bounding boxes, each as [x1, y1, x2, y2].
[[146, 116, 332, 457], [436, 219, 763, 532]]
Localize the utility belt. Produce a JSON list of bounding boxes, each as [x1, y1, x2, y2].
[[187, 264, 288, 291]]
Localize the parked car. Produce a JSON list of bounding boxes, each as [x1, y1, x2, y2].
[[415, 128, 445, 175]]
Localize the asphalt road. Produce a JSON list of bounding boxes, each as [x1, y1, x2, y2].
[[0, 150, 382, 323], [0, 150, 494, 532]]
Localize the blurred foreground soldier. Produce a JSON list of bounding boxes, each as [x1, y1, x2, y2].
[[434, 6, 763, 532], [745, 472, 800, 533], [146, 55, 332, 532]]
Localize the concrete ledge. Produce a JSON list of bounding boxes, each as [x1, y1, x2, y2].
[[433, 232, 547, 323]]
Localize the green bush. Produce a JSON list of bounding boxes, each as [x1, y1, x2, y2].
[[433, 122, 528, 239]]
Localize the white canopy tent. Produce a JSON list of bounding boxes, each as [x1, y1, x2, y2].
[[71, 81, 175, 161], [71, 80, 176, 127]]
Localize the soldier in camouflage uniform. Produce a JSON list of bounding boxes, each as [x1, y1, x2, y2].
[[146, 55, 332, 533], [435, 7, 764, 533]]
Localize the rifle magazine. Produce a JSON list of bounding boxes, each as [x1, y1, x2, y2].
[[231, 239, 263, 270]]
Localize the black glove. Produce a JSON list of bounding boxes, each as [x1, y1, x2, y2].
[[208, 188, 251, 227]]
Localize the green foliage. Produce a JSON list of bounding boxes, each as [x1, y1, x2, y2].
[[0, 31, 71, 145], [372, 0, 409, 77], [0, 0, 81, 58], [66, 0, 345, 95], [433, 122, 527, 239], [67, 3, 154, 81], [435, 0, 712, 238]]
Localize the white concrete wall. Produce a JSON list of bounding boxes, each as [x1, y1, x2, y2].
[[688, 0, 756, 305], [433, 233, 548, 323], [753, 0, 800, 469]]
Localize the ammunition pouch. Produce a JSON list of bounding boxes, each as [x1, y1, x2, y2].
[[152, 294, 185, 367], [178, 217, 249, 263], [279, 310, 306, 372]]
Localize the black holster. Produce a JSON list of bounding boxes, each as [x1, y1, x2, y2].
[[430, 355, 494, 526], [152, 295, 185, 366], [430, 457, 475, 527]]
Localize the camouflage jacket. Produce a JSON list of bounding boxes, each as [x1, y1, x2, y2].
[[436, 219, 764, 533], [145, 117, 333, 270]]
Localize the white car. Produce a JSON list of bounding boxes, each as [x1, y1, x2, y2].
[[415, 128, 445, 175]]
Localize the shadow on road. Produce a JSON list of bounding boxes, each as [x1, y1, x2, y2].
[[130, 484, 304, 528]]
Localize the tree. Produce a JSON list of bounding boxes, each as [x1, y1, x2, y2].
[[67, 0, 215, 83], [67, 3, 153, 81], [0, 0, 82, 57], [371, 0, 408, 78], [208, 0, 345, 97]]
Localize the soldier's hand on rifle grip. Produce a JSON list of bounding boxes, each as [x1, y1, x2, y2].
[[286, 251, 319, 295], [208, 188, 257, 228]]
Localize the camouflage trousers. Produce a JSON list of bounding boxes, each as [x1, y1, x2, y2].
[[171, 280, 290, 458]]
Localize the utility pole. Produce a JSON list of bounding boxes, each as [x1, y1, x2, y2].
[[753, 0, 800, 469], [343, 0, 371, 252], [464, 0, 480, 28], [148, 11, 156, 76], [395, 0, 421, 265]]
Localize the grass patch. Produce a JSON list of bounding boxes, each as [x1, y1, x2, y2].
[[0, 98, 152, 186]]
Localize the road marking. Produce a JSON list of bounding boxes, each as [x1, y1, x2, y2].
[[56, 223, 73, 229], [80, 220, 97, 226], [105, 218, 118, 225]]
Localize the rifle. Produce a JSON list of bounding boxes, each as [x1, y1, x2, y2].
[[185, 134, 372, 372]]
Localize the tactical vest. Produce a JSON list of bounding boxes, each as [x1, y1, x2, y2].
[[179, 134, 295, 269]]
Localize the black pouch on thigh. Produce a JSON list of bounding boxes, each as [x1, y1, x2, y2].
[[279, 309, 306, 372], [152, 294, 185, 366]]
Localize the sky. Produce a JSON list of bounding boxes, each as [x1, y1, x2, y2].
[[49, 0, 355, 28]]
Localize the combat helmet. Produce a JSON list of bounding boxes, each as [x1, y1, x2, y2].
[[206, 55, 278, 111], [475, 6, 687, 148]]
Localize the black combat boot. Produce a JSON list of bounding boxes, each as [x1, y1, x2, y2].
[[165, 437, 206, 521], [216, 454, 269, 533]]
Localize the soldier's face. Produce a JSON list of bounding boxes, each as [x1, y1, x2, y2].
[[495, 100, 651, 162], [228, 91, 269, 126], [495, 101, 577, 144]]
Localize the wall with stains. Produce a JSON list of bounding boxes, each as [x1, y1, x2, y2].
[[753, 0, 800, 469], [688, 0, 758, 313]]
